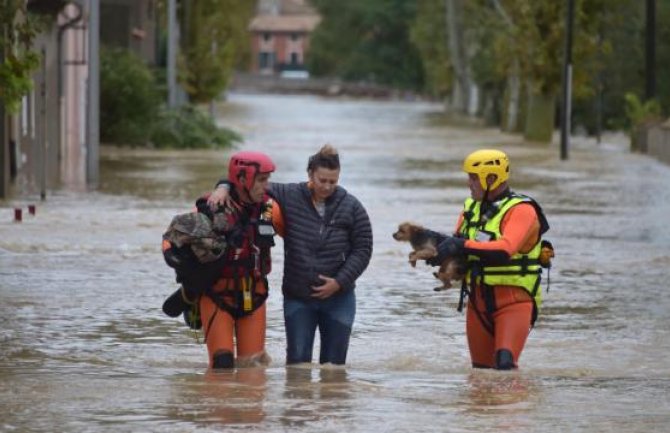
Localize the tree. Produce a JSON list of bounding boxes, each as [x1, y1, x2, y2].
[[409, 0, 451, 97], [308, 0, 424, 90], [444, 0, 474, 113], [100, 47, 161, 145], [475, 1, 609, 142], [0, 1, 45, 113], [178, 0, 255, 103], [657, 0, 670, 116]]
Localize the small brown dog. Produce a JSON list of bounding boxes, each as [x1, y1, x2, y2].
[[392, 221, 466, 291]]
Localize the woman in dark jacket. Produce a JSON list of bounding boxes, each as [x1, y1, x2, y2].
[[209, 145, 373, 365]]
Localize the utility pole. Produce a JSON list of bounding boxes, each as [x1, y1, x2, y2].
[[0, 8, 7, 200], [87, 0, 100, 188], [40, 47, 47, 200], [645, 0, 656, 100], [167, 0, 177, 108], [560, 0, 575, 161]]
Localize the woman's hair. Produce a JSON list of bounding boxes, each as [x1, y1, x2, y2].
[[307, 144, 340, 172]]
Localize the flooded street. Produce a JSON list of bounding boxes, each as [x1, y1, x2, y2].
[[2, 93, 670, 432]]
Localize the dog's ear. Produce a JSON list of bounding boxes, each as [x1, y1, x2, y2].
[[406, 222, 423, 235], [393, 222, 410, 241], [396, 222, 411, 235]]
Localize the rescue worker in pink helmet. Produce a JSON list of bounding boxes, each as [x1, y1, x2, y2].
[[162, 151, 281, 369]]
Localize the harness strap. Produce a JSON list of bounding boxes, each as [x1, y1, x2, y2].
[[203, 306, 218, 343], [462, 200, 478, 234], [457, 279, 469, 312], [206, 273, 269, 319], [467, 264, 495, 336], [469, 285, 494, 336]]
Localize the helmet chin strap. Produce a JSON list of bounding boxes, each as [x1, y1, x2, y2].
[[481, 174, 498, 202], [237, 170, 256, 204]]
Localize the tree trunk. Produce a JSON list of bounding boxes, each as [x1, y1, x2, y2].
[[445, 0, 470, 113], [490, 0, 520, 132], [504, 60, 521, 131]]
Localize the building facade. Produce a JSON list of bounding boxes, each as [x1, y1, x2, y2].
[[249, 0, 320, 75], [1, 1, 87, 199], [1, 0, 156, 199]]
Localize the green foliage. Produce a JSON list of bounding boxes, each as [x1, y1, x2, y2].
[[0, 0, 47, 113], [571, 0, 669, 133], [0, 51, 39, 113], [100, 47, 239, 148], [178, 0, 255, 103], [485, 0, 606, 98], [308, 0, 424, 90], [625, 92, 662, 151], [464, 2, 505, 90], [150, 106, 242, 149], [409, 0, 450, 96], [100, 47, 161, 145], [624, 92, 661, 129]]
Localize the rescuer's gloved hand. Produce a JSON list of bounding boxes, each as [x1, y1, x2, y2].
[[162, 286, 196, 317], [426, 236, 466, 266], [163, 247, 183, 269], [163, 244, 196, 272]]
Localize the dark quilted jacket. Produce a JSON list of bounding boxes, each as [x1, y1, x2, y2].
[[269, 182, 373, 300]]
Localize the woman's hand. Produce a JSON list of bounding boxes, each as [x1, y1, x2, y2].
[[311, 275, 341, 299]]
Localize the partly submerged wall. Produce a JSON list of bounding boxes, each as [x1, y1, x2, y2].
[[646, 120, 670, 165]]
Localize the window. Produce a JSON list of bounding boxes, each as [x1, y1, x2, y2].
[[290, 52, 299, 65], [263, 33, 272, 42], [259, 51, 275, 69]]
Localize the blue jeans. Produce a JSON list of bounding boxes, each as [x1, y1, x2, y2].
[[283, 290, 356, 365]]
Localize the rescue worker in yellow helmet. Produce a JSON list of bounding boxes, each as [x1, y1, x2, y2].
[[427, 149, 552, 370]]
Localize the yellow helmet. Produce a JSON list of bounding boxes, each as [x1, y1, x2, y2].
[[462, 149, 510, 190]]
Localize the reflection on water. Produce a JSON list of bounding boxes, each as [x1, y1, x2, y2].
[[2, 93, 670, 432], [462, 371, 536, 408], [177, 368, 267, 425], [281, 366, 353, 428]]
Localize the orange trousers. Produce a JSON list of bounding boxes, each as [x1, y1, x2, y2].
[[465, 285, 533, 369], [199, 280, 267, 368]]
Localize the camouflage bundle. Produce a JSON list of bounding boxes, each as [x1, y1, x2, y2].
[[163, 211, 229, 263]]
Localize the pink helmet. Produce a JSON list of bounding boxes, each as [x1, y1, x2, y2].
[[228, 151, 276, 191]]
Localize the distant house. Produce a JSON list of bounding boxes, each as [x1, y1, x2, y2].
[[249, 0, 320, 76]]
